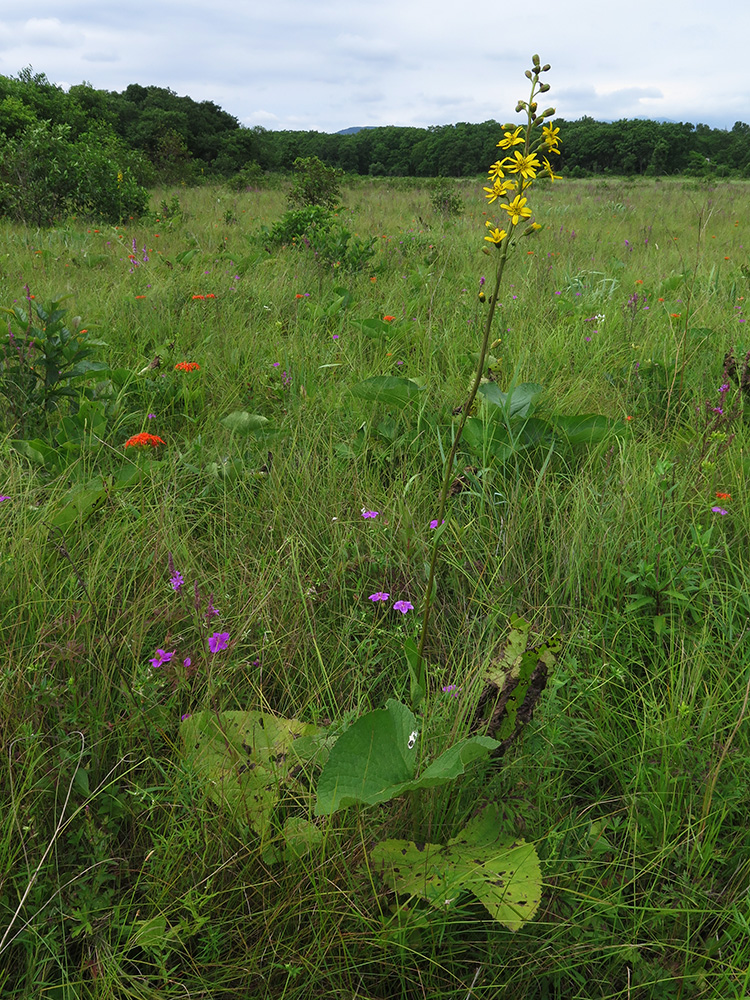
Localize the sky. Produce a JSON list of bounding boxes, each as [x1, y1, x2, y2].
[[1, 2, 749, 134]]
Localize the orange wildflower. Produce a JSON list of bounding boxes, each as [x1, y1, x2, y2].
[[383, 315, 395, 322], [175, 362, 200, 372], [192, 294, 205, 300], [715, 492, 732, 500], [124, 432, 165, 449]]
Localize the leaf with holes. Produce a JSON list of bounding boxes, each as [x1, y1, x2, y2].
[[180, 710, 319, 836], [371, 804, 541, 931]]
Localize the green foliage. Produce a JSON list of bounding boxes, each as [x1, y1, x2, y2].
[[288, 154, 342, 209], [315, 699, 498, 815], [0, 293, 109, 432], [267, 203, 376, 271], [0, 120, 148, 225], [371, 804, 542, 930], [179, 710, 320, 838], [429, 177, 463, 216]]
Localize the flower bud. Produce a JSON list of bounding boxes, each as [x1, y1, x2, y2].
[[516, 101, 526, 113], [532, 54, 540, 66], [479, 291, 486, 302], [530, 102, 537, 111], [542, 108, 556, 117], [525, 69, 532, 79], [539, 83, 550, 92], [542, 64, 551, 72]]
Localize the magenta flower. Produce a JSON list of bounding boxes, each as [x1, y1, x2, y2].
[[0, 496, 9, 502], [429, 519, 444, 529], [150, 648, 175, 668], [712, 506, 728, 515], [183, 657, 192, 667], [208, 631, 231, 653], [369, 592, 390, 602], [393, 600, 414, 614], [170, 571, 184, 591], [442, 684, 460, 698], [362, 510, 379, 519]]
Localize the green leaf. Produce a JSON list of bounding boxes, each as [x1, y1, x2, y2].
[[220, 411, 270, 434], [314, 699, 498, 815], [371, 804, 542, 931], [547, 413, 625, 446], [180, 710, 318, 836], [351, 376, 424, 407], [478, 381, 544, 419]]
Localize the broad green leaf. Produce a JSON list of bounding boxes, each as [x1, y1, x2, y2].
[[50, 486, 107, 532], [180, 710, 318, 836], [547, 413, 625, 446], [463, 416, 553, 462], [358, 318, 391, 338], [314, 699, 498, 815], [371, 804, 542, 931], [11, 437, 62, 471], [351, 376, 424, 407], [220, 411, 270, 434], [478, 381, 545, 419]]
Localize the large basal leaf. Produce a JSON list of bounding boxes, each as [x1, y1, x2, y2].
[[351, 376, 424, 408], [180, 710, 318, 836], [547, 413, 626, 446], [371, 804, 542, 931], [477, 381, 545, 419], [314, 700, 498, 815], [462, 416, 554, 462]]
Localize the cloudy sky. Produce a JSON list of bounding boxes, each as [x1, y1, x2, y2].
[[1, 2, 748, 133]]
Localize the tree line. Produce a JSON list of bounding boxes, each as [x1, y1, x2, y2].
[[1, 68, 749, 222]]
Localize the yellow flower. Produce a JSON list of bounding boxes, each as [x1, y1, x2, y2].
[[484, 223, 508, 245], [117, 170, 123, 185], [502, 151, 541, 179], [496, 126, 525, 149], [482, 179, 507, 204], [541, 157, 562, 181], [500, 195, 533, 226], [542, 124, 561, 145], [487, 160, 505, 181]]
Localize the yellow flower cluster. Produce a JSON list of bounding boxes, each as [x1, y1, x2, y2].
[[483, 57, 561, 248]]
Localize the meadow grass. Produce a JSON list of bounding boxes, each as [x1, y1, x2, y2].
[[1, 174, 750, 998]]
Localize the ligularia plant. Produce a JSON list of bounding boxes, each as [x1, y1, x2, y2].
[[412, 54, 561, 703]]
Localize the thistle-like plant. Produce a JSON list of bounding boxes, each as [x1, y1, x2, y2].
[[412, 55, 562, 702]]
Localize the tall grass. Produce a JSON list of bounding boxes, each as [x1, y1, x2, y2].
[[1, 174, 749, 998]]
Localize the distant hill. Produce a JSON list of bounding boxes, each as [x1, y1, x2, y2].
[[335, 126, 379, 135]]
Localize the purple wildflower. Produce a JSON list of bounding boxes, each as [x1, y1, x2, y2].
[[393, 600, 414, 614], [150, 648, 175, 668], [361, 510, 379, 519], [183, 657, 192, 667], [0, 496, 10, 502], [719, 383, 730, 393], [442, 684, 460, 698], [208, 632, 230, 653], [170, 571, 184, 591], [712, 506, 728, 515], [429, 519, 444, 529], [369, 592, 390, 602]]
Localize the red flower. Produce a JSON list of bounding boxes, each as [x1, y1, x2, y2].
[[383, 315, 395, 322], [715, 492, 732, 500], [192, 294, 205, 300], [175, 361, 200, 372], [124, 433, 165, 449]]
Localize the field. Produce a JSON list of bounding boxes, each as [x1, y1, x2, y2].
[[1, 172, 750, 999]]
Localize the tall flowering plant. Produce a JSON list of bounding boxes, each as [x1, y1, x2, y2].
[[412, 56, 561, 702]]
